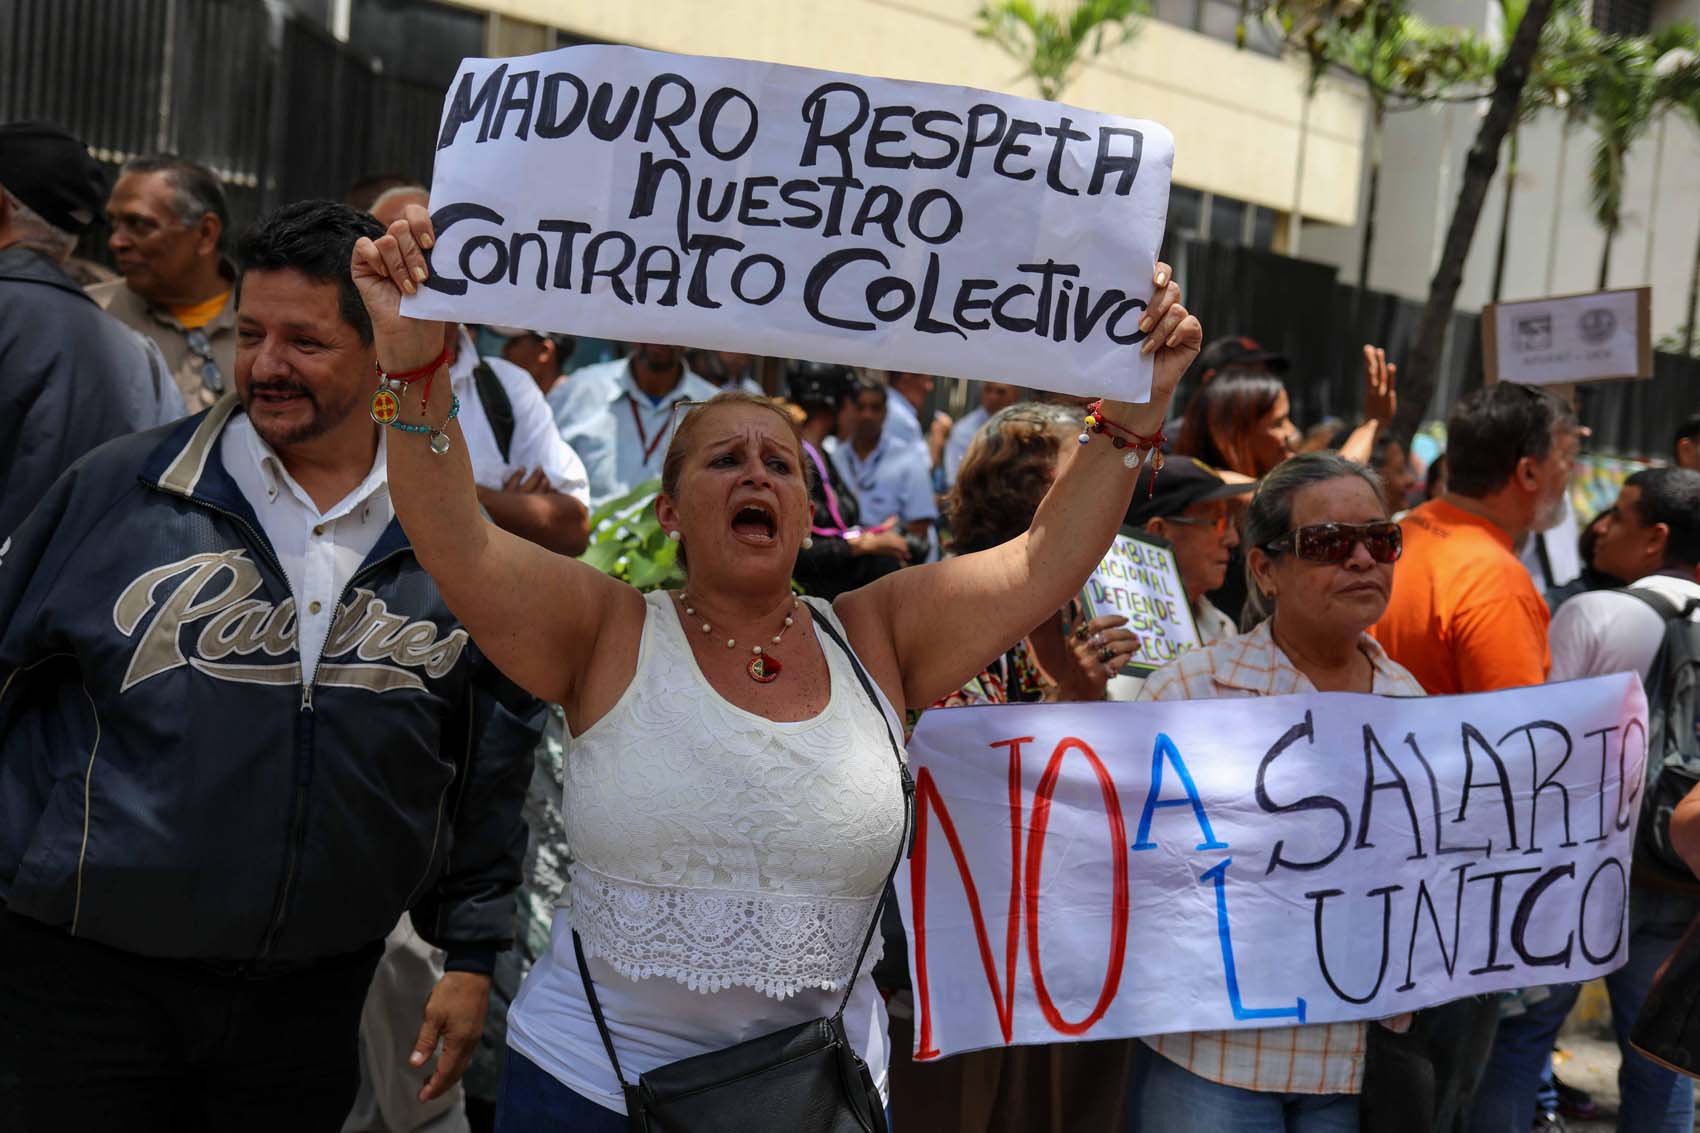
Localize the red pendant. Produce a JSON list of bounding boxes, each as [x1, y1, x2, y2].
[[747, 653, 782, 683]]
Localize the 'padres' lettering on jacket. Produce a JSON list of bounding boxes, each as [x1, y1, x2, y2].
[[0, 400, 537, 967], [114, 550, 468, 693]]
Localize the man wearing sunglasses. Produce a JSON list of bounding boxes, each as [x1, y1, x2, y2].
[[88, 155, 235, 413]]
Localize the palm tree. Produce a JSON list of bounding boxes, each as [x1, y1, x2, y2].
[[1395, 0, 1556, 438], [1583, 25, 1700, 290], [1489, 0, 1595, 303], [975, 0, 1149, 102], [1280, 3, 1492, 312], [1684, 88, 1700, 354]]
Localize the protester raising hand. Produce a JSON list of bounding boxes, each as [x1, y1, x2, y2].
[[354, 201, 1199, 1126], [1054, 612, 1139, 700], [1338, 344, 1398, 466]]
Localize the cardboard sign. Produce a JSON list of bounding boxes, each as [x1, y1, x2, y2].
[[404, 45, 1174, 401], [896, 673, 1647, 1060], [1079, 531, 1202, 674], [1483, 288, 1653, 386]]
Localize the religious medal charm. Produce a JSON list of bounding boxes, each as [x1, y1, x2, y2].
[[681, 592, 801, 683], [429, 430, 452, 456], [369, 382, 400, 425]]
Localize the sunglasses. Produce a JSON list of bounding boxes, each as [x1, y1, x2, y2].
[[1262, 521, 1402, 564], [185, 328, 223, 394]]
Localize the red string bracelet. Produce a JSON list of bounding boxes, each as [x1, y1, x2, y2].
[[1080, 399, 1167, 490], [369, 340, 453, 426]]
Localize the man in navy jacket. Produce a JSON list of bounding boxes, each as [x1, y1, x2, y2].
[[0, 201, 538, 1131]]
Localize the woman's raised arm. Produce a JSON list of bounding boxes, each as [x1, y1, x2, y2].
[[836, 265, 1201, 711], [351, 206, 636, 707]]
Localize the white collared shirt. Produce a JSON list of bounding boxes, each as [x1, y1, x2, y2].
[[883, 392, 927, 456], [450, 329, 591, 504], [221, 412, 393, 677], [552, 356, 720, 506], [830, 435, 938, 545]]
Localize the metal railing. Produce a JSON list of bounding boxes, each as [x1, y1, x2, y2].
[[1, 0, 443, 238]]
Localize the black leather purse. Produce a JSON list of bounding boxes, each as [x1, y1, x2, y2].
[[572, 612, 913, 1133]]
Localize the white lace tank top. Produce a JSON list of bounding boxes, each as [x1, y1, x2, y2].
[[561, 590, 907, 998]]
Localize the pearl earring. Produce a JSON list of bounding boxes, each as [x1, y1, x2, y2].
[[667, 530, 681, 543], [801, 535, 814, 550]]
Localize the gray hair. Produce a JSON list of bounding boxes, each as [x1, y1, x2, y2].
[[1240, 452, 1386, 630], [121, 155, 229, 236], [369, 184, 430, 216], [1, 185, 77, 261]]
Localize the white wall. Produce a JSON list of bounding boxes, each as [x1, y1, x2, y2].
[[1299, 0, 1700, 342]]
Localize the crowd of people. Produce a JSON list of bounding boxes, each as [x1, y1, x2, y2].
[[2, 115, 1700, 1133]]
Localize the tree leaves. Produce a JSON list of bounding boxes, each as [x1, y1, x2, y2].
[[577, 479, 684, 591], [975, 0, 1149, 101]]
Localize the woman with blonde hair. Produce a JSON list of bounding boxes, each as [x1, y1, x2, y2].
[[350, 206, 1201, 1130]]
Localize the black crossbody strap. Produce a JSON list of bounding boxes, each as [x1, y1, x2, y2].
[[571, 600, 915, 1086], [809, 601, 916, 1018], [573, 929, 632, 1090]]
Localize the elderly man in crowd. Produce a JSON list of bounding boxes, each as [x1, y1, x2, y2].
[[89, 155, 235, 411], [0, 200, 538, 1132], [0, 122, 184, 537], [553, 342, 717, 506]]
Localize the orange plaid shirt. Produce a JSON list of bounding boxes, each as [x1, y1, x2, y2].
[[1136, 619, 1426, 1095]]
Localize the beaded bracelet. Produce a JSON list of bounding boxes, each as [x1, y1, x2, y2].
[[386, 394, 461, 455], [1079, 399, 1167, 471]]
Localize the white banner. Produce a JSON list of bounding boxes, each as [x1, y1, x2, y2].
[[404, 45, 1174, 401], [896, 674, 1648, 1060]]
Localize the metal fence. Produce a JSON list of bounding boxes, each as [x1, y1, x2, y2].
[[0, 0, 443, 240], [1175, 238, 1700, 460]]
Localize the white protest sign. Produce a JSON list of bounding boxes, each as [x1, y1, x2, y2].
[[1483, 287, 1652, 386], [404, 45, 1174, 401], [896, 674, 1647, 1060], [1079, 532, 1202, 674]]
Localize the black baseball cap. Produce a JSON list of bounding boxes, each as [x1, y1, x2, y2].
[[1125, 456, 1255, 528], [0, 122, 107, 235], [787, 360, 855, 409], [1196, 335, 1289, 381]]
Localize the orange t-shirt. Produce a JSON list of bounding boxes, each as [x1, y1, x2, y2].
[[1370, 498, 1551, 695]]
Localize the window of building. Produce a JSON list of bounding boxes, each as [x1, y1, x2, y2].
[[1251, 206, 1278, 250], [350, 0, 484, 88], [1209, 195, 1245, 244], [1590, 0, 1653, 36]]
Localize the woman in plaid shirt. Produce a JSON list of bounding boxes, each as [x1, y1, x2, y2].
[[1132, 453, 1424, 1133]]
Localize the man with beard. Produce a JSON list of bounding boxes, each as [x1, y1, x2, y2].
[[0, 201, 536, 1131], [1372, 382, 1579, 694], [551, 342, 718, 506], [1361, 381, 1579, 1133]]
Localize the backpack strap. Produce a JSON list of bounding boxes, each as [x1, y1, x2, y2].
[[1618, 585, 1700, 622], [472, 360, 516, 464]]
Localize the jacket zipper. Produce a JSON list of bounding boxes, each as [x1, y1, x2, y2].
[[159, 486, 416, 960], [257, 543, 414, 959]]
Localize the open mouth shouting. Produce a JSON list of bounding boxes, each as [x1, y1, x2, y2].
[[730, 502, 779, 546]]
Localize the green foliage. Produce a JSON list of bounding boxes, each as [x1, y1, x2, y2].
[[1581, 23, 1700, 248], [975, 0, 1149, 101], [577, 479, 683, 592]]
